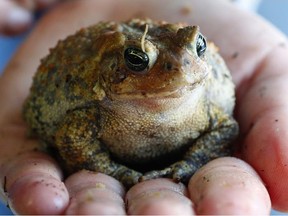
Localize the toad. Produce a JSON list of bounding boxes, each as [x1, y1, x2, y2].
[[23, 19, 238, 188]]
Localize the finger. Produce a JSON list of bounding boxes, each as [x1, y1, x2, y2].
[[189, 157, 271, 214], [0, 0, 32, 36], [239, 46, 288, 210], [242, 108, 288, 211], [0, 151, 69, 215], [126, 178, 194, 215], [65, 171, 126, 215], [232, 18, 288, 211]]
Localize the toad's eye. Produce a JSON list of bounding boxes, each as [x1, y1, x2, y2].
[[196, 34, 206, 57], [124, 48, 149, 72]]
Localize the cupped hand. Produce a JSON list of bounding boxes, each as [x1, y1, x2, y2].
[[1, 0, 288, 214]]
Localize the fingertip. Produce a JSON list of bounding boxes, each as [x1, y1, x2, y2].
[[130, 199, 193, 215], [2, 152, 63, 189], [65, 170, 125, 197], [65, 171, 126, 215], [242, 111, 288, 211], [1, 152, 69, 215], [188, 157, 271, 215], [8, 174, 68, 215], [126, 178, 188, 200], [126, 178, 194, 215]]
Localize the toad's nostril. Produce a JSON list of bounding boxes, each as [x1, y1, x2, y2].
[[164, 62, 173, 71], [183, 59, 191, 66]]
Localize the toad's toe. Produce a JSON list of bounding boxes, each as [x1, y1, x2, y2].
[[139, 168, 172, 182]]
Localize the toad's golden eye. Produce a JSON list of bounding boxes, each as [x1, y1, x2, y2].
[[124, 47, 149, 72], [196, 34, 206, 57]]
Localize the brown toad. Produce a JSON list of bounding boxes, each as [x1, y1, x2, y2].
[[23, 19, 238, 188]]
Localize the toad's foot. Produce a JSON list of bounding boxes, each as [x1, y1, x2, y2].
[[111, 167, 143, 188], [139, 161, 197, 184]]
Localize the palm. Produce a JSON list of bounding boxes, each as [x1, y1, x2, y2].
[[1, 0, 288, 214]]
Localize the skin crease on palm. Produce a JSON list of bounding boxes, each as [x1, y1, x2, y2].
[[0, 0, 288, 214]]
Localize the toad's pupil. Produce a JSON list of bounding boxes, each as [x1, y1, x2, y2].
[[196, 34, 207, 57], [124, 48, 149, 72]]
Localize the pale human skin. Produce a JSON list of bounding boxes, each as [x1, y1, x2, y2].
[[0, 0, 287, 214]]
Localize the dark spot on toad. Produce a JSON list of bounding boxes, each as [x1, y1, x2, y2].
[[224, 74, 230, 78], [212, 68, 218, 79], [148, 131, 158, 138], [113, 69, 127, 84], [64, 76, 87, 100], [173, 67, 180, 72], [65, 74, 72, 83], [63, 135, 73, 146], [110, 62, 116, 70], [164, 62, 173, 71], [183, 58, 191, 66], [275, 119, 279, 122], [47, 65, 57, 80], [45, 89, 56, 105]]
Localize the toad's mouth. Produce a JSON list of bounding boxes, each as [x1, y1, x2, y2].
[[114, 86, 190, 99], [105, 83, 205, 112], [106, 65, 209, 101], [108, 79, 205, 101]]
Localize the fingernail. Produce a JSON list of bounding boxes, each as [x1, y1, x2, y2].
[[6, 7, 32, 30]]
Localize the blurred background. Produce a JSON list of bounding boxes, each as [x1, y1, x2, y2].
[[0, 0, 287, 214]]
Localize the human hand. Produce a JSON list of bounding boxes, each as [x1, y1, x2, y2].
[[0, 0, 61, 36], [1, 0, 287, 214]]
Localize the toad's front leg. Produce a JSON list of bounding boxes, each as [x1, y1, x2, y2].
[[141, 112, 238, 184], [55, 109, 142, 188]]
